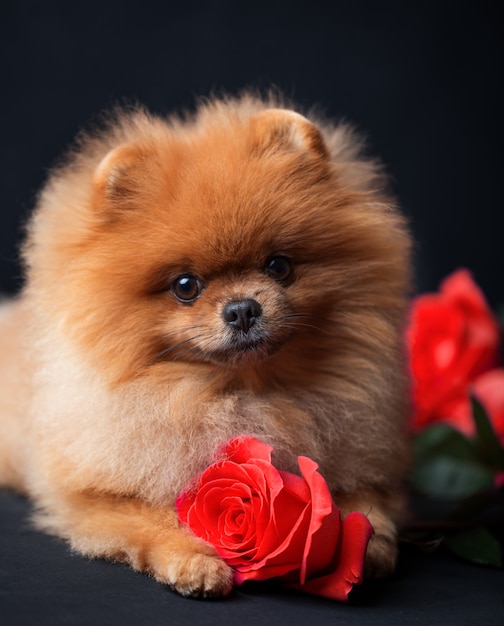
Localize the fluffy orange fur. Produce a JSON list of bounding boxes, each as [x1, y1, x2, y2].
[[0, 93, 411, 597]]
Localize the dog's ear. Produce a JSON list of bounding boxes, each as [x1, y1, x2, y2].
[[249, 109, 329, 159], [92, 143, 154, 215]]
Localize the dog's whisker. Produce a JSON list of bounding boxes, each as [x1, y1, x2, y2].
[[283, 314, 331, 336], [148, 334, 203, 364]]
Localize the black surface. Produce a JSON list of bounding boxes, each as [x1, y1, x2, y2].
[[1, 489, 503, 626]]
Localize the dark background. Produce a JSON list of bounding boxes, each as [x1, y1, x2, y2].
[[0, 0, 502, 304]]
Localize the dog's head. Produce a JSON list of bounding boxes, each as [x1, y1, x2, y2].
[[25, 99, 410, 388]]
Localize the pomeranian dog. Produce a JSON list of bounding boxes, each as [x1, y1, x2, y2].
[[0, 93, 411, 598]]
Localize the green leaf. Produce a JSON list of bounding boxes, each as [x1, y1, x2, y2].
[[413, 424, 481, 464], [412, 456, 494, 500], [471, 396, 504, 470], [444, 528, 503, 567]]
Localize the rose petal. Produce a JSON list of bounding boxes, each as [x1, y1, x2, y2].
[[199, 462, 267, 492], [218, 495, 254, 541], [296, 456, 340, 583], [291, 512, 374, 602], [441, 270, 493, 318], [223, 436, 274, 464]]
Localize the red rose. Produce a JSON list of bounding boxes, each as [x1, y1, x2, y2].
[[176, 436, 374, 602], [407, 269, 503, 437]]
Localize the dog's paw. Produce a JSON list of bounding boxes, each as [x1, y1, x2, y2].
[[364, 532, 398, 579], [164, 551, 234, 598]]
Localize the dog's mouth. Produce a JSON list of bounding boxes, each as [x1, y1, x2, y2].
[[203, 327, 287, 365], [147, 323, 289, 368]]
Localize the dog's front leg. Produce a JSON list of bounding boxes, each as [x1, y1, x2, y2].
[[34, 490, 233, 598]]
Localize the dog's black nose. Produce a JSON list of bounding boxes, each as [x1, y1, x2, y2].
[[223, 299, 263, 333]]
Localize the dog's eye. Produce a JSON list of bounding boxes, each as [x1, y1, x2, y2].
[[264, 255, 293, 283], [172, 274, 204, 302]]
